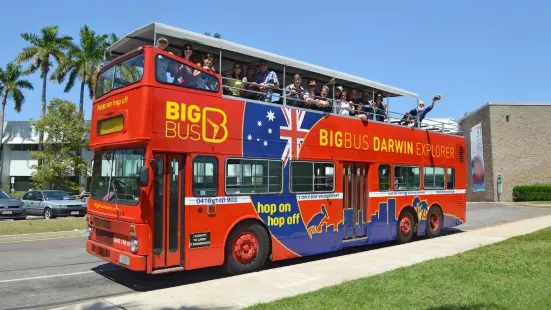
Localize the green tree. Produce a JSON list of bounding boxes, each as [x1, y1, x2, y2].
[[52, 25, 108, 114], [15, 25, 73, 154], [0, 62, 33, 187], [29, 98, 89, 191]]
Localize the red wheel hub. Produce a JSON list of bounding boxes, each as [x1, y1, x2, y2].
[[429, 212, 439, 232], [232, 232, 259, 264], [399, 216, 411, 237]]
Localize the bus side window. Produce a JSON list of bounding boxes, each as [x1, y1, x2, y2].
[[447, 168, 455, 189], [378, 164, 390, 191], [192, 156, 218, 197]]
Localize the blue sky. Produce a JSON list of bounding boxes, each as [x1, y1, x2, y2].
[[1, 0, 550, 122]]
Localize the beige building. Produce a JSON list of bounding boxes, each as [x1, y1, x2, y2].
[[1, 120, 93, 192], [459, 103, 551, 202]]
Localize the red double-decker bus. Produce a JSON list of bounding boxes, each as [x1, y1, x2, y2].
[[85, 23, 466, 275]]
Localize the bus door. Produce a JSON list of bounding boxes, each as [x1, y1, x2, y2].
[[342, 162, 368, 240], [152, 153, 185, 270]]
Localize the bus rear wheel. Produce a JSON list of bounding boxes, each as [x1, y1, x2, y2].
[[426, 207, 443, 238], [396, 211, 415, 244], [224, 222, 269, 275]]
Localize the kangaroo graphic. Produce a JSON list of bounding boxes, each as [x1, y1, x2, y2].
[[306, 204, 329, 236]]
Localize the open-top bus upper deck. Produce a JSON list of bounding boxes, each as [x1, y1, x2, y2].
[[97, 22, 461, 135]]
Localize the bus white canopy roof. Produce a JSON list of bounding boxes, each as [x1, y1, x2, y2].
[[105, 22, 418, 99]]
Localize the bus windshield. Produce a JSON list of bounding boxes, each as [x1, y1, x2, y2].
[[95, 53, 145, 98], [90, 148, 145, 206]]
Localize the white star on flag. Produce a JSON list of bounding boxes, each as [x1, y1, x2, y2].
[[263, 140, 268, 147], [257, 120, 262, 127], [268, 128, 272, 134], [266, 110, 275, 121], [247, 134, 252, 140]]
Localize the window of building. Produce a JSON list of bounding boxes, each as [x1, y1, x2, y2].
[[394, 166, 420, 190], [378, 164, 391, 191], [10, 144, 39, 151], [193, 156, 218, 197], [447, 168, 455, 189], [290, 161, 334, 193], [424, 166, 445, 189], [225, 158, 282, 194]]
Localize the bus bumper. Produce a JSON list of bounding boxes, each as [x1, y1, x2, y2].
[[86, 239, 147, 272]]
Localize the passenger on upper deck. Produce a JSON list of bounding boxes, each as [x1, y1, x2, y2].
[[399, 94, 441, 126], [155, 37, 174, 82], [172, 44, 195, 85], [314, 85, 333, 112], [242, 65, 258, 99], [354, 92, 372, 121], [371, 92, 387, 122], [335, 90, 351, 116], [285, 74, 317, 108], [252, 59, 279, 102], [223, 63, 244, 96]]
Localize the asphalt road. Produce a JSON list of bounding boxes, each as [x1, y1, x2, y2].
[[1, 203, 550, 310]]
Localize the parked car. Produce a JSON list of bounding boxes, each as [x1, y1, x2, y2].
[[0, 189, 27, 220], [20, 190, 87, 219]]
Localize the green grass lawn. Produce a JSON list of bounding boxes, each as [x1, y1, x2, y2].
[[247, 227, 551, 310], [0, 217, 87, 235]]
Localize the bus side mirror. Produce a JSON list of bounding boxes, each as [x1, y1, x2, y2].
[[138, 166, 149, 187]]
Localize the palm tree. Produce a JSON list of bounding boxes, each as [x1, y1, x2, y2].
[[51, 26, 114, 186], [0, 62, 33, 186], [52, 25, 107, 114], [15, 25, 73, 152]]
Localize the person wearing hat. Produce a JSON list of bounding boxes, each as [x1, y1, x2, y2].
[[400, 94, 441, 126], [370, 92, 387, 122], [155, 37, 174, 82], [307, 80, 317, 98]]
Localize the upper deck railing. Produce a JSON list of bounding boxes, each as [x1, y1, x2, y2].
[[219, 76, 461, 135]]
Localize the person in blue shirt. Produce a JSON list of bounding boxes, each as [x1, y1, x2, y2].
[[400, 94, 441, 126]]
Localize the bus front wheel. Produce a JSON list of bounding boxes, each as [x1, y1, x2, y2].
[[224, 222, 269, 275]]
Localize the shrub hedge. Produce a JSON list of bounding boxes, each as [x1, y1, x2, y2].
[[512, 183, 551, 202]]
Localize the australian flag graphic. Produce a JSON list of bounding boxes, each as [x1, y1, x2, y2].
[[242, 103, 323, 162], [241, 102, 331, 256]]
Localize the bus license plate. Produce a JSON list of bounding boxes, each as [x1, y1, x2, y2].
[[2, 211, 12, 215], [71, 211, 80, 215], [119, 254, 130, 265]]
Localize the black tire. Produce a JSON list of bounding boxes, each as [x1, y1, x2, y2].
[[396, 210, 415, 244], [44, 207, 55, 219], [426, 207, 443, 238], [224, 222, 269, 275]]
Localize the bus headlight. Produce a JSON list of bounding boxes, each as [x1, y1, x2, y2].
[[130, 239, 138, 253], [86, 226, 92, 238]]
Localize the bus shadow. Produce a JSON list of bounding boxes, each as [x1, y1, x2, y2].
[[92, 227, 465, 292]]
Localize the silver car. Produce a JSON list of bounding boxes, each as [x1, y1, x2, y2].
[[0, 189, 27, 220], [20, 190, 87, 219]]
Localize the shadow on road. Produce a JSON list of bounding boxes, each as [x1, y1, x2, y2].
[[92, 227, 465, 293]]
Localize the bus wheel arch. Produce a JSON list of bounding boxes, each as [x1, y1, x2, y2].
[[426, 204, 443, 238], [396, 206, 416, 244], [223, 218, 271, 275]]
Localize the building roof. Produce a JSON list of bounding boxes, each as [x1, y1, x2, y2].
[[459, 102, 551, 123], [1, 120, 91, 145]]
